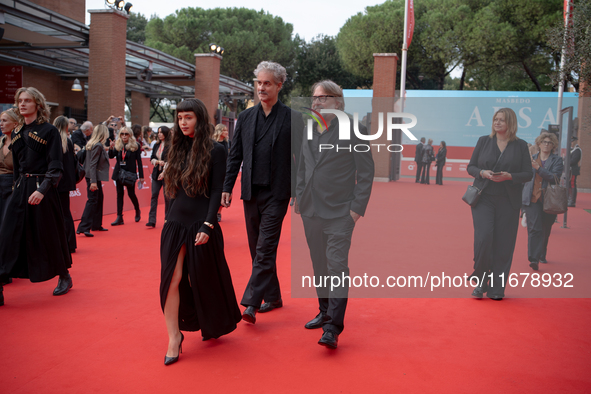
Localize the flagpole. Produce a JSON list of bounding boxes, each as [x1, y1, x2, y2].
[[557, 0, 572, 147], [400, 0, 409, 112]]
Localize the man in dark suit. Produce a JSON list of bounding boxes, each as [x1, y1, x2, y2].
[[71, 121, 93, 152], [415, 137, 425, 182], [222, 61, 304, 324], [295, 80, 374, 348], [569, 136, 582, 207]]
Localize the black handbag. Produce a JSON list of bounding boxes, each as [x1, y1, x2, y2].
[[462, 151, 504, 207], [543, 175, 568, 214], [76, 147, 86, 165], [462, 185, 482, 207], [119, 169, 138, 187], [75, 160, 85, 184]]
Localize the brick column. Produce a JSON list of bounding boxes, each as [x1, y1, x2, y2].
[[194, 53, 221, 124], [372, 53, 399, 181], [130, 91, 151, 126], [87, 9, 128, 125], [577, 82, 590, 190]]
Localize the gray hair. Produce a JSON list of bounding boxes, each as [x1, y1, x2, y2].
[[80, 121, 93, 132], [253, 61, 287, 85], [311, 80, 345, 110]]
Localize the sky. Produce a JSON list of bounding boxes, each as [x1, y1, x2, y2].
[[85, 0, 385, 41]]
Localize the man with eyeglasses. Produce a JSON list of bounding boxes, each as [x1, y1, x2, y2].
[[295, 80, 374, 349], [222, 61, 304, 324]]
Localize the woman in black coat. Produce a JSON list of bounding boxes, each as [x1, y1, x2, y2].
[[522, 132, 564, 270], [146, 126, 170, 227], [109, 127, 144, 225], [467, 108, 532, 300], [54, 116, 78, 253], [435, 141, 447, 185]]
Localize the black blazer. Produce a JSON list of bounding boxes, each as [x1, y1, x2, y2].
[[223, 101, 304, 201], [109, 146, 144, 181], [150, 142, 169, 181], [467, 135, 532, 210], [296, 118, 375, 219], [435, 147, 447, 166], [414, 142, 423, 163]]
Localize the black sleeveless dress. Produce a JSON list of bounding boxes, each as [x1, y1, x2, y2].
[[159, 143, 241, 339]]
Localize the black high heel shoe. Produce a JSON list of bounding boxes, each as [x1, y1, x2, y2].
[[164, 332, 184, 366]]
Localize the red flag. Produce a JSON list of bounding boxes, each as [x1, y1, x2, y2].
[[406, 0, 415, 47]]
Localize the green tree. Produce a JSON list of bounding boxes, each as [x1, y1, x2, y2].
[[127, 13, 148, 44], [547, 0, 591, 94], [145, 7, 299, 100], [294, 35, 369, 95]]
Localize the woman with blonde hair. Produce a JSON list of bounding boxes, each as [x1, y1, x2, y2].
[[0, 87, 72, 304], [109, 127, 144, 225], [0, 108, 18, 226], [53, 115, 78, 252], [77, 124, 110, 237], [522, 132, 563, 270], [213, 124, 229, 221], [467, 108, 532, 300]]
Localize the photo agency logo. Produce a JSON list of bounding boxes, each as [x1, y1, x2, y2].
[[304, 108, 419, 152]]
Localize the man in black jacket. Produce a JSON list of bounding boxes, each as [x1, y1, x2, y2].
[[569, 137, 582, 207], [71, 121, 93, 152], [296, 80, 374, 348], [222, 61, 304, 324], [415, 137, 425, 182]]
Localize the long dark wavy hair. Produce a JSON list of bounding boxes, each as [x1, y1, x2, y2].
[[164, 98, 213, 199]]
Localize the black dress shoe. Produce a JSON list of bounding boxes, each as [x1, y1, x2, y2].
[[82, 232, 94, 237], [53, 274, 73, 296], [529, 261, 539, 271], [135, 210, 141, 222], [318, 330, 338, 349], [146, 222, 156, 228], [164, 332, 184, 366], [242, 306, 258, 324], [471, 286, 485, 298], [539, 258, 548, 264], [94, 227, 108, 231], [259, 299, 283, 313], [305, 312, 331, 329], [488, 295, 503, 301], [111, 216, 124, 226]]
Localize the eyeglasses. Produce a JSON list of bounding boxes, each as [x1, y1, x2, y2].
[[120, 133, 130, 136], [312, 95, 336, 103], [541, 141, 553, 145]]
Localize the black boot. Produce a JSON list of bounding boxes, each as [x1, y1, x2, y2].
[[135, 209, 141, 222], [111, 215, 124, 226], [53, 273, 73, 296]]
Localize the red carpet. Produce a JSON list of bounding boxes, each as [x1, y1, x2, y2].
[[1, 178, 590, 393]]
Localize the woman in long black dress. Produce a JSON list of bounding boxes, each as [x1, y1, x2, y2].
[[109, 127, 144, 225], [160, 98, 240, 366], [435, 141, 447, 185], [0, 87, 72, 305], [0, 109, 18, 226], [146, 126, 171, 228], [53, 115, 78, 253]]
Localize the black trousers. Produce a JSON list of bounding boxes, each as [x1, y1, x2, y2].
[[115, 180, 140, 216], [435, 163, 444, 185], [0, 173, 13, 227], [471, 192, 520, 298], [148, 177, 170, 224], [415, 162, 423, 182], [240, 185, 289, 308], [77, 179, 103, 232], [523, 200, 556, 263], [59, 191, 77, 252], [420, 162, 431, 184], [302, 215, 355, 334], [569, 175, 578, 205]]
